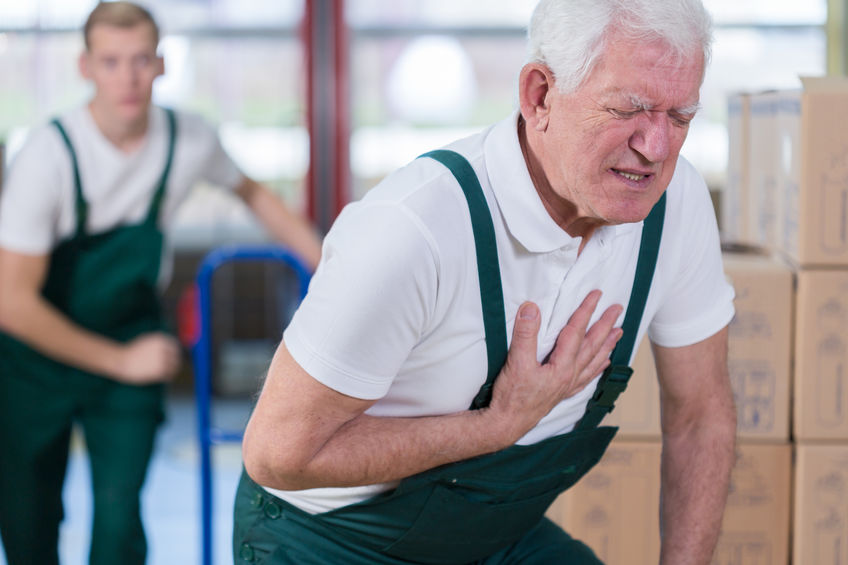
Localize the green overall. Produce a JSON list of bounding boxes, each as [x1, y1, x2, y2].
[[233, 150, 666, 565], [0, 110, 177, 565]]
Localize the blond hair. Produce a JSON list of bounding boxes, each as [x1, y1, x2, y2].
[[83, 1, 159, 50]]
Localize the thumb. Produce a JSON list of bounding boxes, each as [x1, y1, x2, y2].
[[509, 302, 541, 362]]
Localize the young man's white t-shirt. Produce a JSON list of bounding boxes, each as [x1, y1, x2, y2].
[[0, 105, 244, 285], [273, 111, 736, 514]]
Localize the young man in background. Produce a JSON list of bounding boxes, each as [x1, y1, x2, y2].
[[0, 3, 322, 564]]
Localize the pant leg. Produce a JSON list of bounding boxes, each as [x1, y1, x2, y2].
[[234, 470, 425, 565], [0, 371, 75, 565], [481, 518, 604, 565], [79, 381, 164, 565]]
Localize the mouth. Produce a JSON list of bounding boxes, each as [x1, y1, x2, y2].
[[611, 168, 652, 183]]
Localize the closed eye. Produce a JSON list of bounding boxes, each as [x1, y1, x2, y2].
[[608, 108, 640, 119], [669, 112, 695, 128]]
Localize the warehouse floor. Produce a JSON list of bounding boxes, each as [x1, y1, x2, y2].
[[0, 393, 252, 565]]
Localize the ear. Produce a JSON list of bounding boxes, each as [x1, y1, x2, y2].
[[79, 51, 92, 80], [518, 63, 556, 132], [155, 55, 165, 78]]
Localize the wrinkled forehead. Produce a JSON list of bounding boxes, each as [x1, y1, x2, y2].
[[86, 21, 158, 53], [587, 36, 705, 100]]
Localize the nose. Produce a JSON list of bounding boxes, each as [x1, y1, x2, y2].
[[118, 61, 140, 87], [629, 112, 671, 163]]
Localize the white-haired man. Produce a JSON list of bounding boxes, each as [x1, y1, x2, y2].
[[236, 0, 736, 563]]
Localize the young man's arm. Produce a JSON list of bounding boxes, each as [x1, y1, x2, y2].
[[654, 327, 736, 565], [0, 246, 179, 384], [243, 292, 623, 490], [235, 177, 322, 271]]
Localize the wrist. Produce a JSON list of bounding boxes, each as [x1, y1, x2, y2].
[[473, 406, 521, 452], [102, 341, 128, 379]]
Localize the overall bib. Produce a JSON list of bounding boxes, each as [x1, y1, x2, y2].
[[0, 110, 177, 565], [233, 150, 666, 565]]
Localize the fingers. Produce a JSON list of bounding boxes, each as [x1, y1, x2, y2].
[[120, 333, 182, 383], [155, 334, 181, 380], [580, 327, 622, 382], [577, 303, 623, 366], [568, 290, 603, 337], [507, 302, 541, 370], [548, 292, 623, 373], [547, 290, 603, 363]]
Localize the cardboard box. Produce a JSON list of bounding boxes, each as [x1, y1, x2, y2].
[[724, 93, 751, 245], [747, 92, 780, 250], [794, 443, 848, 565], [546, 440, 662, 565], [604, 337, 661, 437], [776, 77, 848, 267], [547, 441, 791, 565], [794, 270, 848, 440], [723, 253, 793, 441], [608, 253, 793, 441], [714, 443, 792, 565]]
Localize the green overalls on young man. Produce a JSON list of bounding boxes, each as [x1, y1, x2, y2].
[[0, 110, 176, 565], [233, 150, 666, 564]]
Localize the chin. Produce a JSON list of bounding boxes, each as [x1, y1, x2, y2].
[[604, 206, 658, 226], [118, 106, 148, 123]]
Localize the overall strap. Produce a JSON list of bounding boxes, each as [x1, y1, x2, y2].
[[145, 108, 177, 225], [575, 192, 667, 431], [419, 149, 507, 410], [51, 118, 87, 238]]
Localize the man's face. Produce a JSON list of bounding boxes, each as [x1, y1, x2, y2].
[[80, 23, 163, 125], [535, 31, 705, 226]]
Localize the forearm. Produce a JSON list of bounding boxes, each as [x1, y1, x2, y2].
[[658, 403, 736, 564], [0, 292, 125, 377], [243, 343, 517, 490], [246, 405, 510, 491], [238, 179, 322, 270]]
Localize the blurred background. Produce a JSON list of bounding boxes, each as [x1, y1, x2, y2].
[[0, 0, 834, 234], [0, 1, 841, 563]]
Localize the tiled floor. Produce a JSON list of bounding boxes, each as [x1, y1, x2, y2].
[[0, 393, 252, 565]]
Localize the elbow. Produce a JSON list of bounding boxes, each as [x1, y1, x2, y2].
[[242, 450, 278, 490], [242, 425, 311, 491]]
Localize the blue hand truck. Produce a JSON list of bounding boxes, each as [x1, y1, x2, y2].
[[189, 244, 311, 565]]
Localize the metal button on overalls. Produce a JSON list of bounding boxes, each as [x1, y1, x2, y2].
[[239, 542, 255, 562]]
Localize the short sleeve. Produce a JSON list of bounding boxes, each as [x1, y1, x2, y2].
[[179, 113, 244, 191], [648, 163, 736, 347], [283, 200, 440, 400], [0, 126, 66, 254]]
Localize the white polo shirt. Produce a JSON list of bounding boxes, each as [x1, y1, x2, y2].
[[274, 111, 735, 513], [0, 105, 244, 285]]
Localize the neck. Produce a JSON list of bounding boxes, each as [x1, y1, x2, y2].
[[87, 101, 150, 153], [517, 115, 602, 247]]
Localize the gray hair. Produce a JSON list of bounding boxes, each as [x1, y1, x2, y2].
[[527, 0, 713, 93]]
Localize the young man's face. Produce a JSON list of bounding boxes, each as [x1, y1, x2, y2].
[[80, 22, 163, 126], [535, 30, 705, 227]]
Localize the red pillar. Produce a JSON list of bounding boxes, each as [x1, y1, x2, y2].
[[303, 0, 350, 234]]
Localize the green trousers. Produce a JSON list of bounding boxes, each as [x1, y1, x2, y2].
[[0, 369, 163, 565], [233, 472, 603, 565]]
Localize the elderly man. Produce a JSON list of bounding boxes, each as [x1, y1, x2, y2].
[[236, 0, 736, 563]]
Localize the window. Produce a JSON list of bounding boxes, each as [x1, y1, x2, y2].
[[347, 0, 828, 195], [0, 0, 832, 227]]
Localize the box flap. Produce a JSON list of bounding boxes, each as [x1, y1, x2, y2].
[[800, 75, 848, 91]]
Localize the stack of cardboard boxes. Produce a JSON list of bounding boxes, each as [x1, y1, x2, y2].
[[546, 77, 848, 564]]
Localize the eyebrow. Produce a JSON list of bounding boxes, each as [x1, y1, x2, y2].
[[628, 94, 701, 116]]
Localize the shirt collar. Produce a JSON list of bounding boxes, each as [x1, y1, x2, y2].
[[483, 111, 639, 254]]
